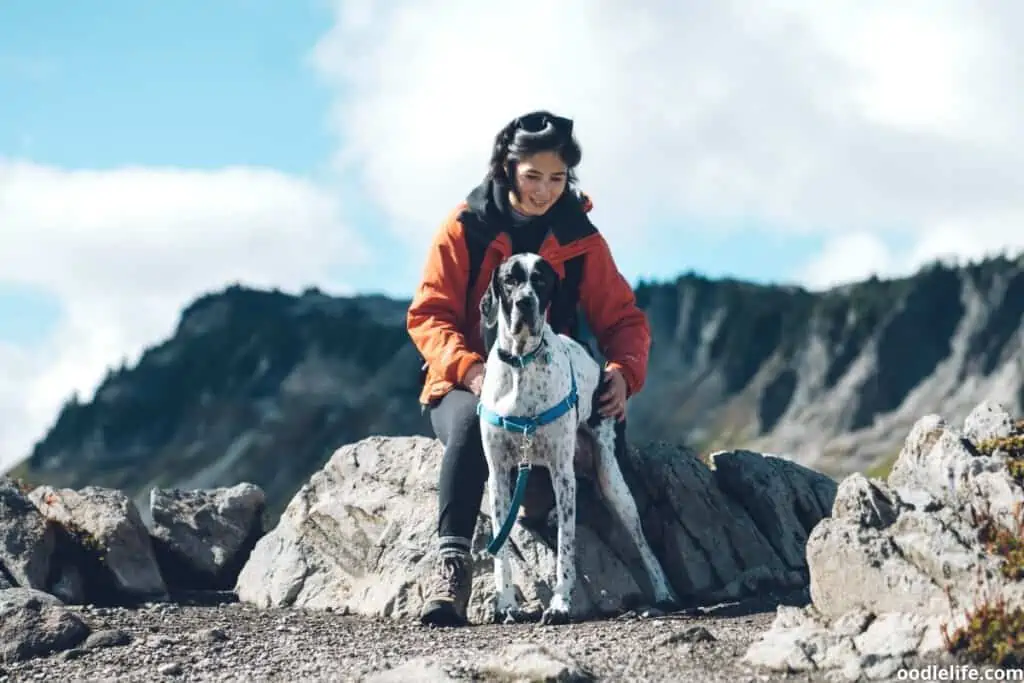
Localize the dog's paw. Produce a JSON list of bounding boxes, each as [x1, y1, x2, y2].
[[540, 605, 571, 626], [494, 607, 527, 625]]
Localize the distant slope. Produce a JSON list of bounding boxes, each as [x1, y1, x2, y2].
[[9, 256, 1024, 520]]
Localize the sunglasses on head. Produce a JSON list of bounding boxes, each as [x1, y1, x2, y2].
[[515, 112, 573, 136]]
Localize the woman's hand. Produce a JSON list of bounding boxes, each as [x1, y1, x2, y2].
[[599, 367, 627, 421], [464, 363, 486, 396]]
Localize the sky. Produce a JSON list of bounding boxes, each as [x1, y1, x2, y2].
[[2, 0, 1024, 471]]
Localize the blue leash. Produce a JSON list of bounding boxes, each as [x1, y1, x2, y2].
[[487, 463, 532, 554]]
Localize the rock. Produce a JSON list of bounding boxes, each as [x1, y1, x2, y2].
[[148, 483, 265, 590], [709, 449, 838, 572], [158, 662, 183, 676], [963, 400, 1015, 443], [30, 486, 167, 604], [658, 626, 717, 646], [0, 587, 64, 610], [236, 435, 837, 622], [364, 658, 459, 683], [0, 587, 90, 661], [745, 400, 1024, 677], [478, 643, 595, 682], [0, 477, 55, 590], [82, 628, 132, 650], [192, 627, 228, 643], [831, 473, 899, 530]]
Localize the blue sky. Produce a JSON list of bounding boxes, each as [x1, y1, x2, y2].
[[0, 0, 333, 173], [0, 0, 833, 349], [1, 1, 1019, 467]]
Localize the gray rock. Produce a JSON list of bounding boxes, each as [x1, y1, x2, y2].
[[158, 662, 183, 676], [710, 449, 838, 572], [149, 483, 265, 590], [29, 486, 167, 604], [236, 435, 837, 622], [962, 400, 1015, 443], [0, 587, 90, 662], [364, 658, 459, 683], [0, 587, 64, 610], [83, 628, 131, 650], [0, 477, 55, 590], [745, 400, 1024, 678], [832, 473, 898, 530], [478, 643, 595, 682]]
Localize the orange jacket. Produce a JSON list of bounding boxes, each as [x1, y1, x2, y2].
[[407, 180, 651, 406]]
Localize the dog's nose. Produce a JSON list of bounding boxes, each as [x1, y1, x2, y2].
[[514, 298, 531, 312]]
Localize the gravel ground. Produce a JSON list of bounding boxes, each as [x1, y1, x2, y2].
[[0, 594, 818, 682]]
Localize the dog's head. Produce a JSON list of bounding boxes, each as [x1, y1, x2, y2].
[[480, 253, 560, 354]]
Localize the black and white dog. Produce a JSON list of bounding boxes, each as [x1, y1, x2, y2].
[[477, 253, 678, 625]]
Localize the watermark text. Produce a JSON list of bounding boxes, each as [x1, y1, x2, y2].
[[897, 665, 1024, 681]]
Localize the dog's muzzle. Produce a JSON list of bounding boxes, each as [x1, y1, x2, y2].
[[510, 296, 540, 335]]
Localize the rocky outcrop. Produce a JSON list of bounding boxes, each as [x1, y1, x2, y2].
[[235, 435, 837, 623], [743, 400, 1024, 679], [0, 479, 264, 662]]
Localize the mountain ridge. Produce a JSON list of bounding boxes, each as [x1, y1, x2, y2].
[[8, 254, 1024, 521]]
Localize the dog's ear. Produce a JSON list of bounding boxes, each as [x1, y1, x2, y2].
[[537, 258, 560, 314], [479, 265, 501, 354]]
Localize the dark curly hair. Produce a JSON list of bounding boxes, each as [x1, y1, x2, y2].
[[487, 110, 583, 199]]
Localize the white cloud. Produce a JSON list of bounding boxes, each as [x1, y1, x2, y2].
[[0, 160, 366, 470], [311, 0, 1024, 283], [797, 232, 896, 290]]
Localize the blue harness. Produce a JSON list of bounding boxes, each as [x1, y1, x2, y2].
[[477, 341, 579, 554]]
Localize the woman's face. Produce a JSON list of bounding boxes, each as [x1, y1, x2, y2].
[[508, 151, 568, 216]]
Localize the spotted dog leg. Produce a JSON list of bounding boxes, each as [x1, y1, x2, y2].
[[594, 419, 679, 609], [542, 442, 577, 626], [483, 437, 521, 623]]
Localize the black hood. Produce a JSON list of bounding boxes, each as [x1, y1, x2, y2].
[[462, 176, 597, 247]]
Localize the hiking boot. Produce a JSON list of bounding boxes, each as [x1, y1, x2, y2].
[[419, 554, 473, 627]]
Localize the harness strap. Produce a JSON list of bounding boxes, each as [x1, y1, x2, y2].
[[476, 367, 577, 436]]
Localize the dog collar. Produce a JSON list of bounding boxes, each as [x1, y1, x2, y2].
[[497, 337, 547, 368]]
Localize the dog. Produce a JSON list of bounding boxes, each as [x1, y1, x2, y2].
[[476, 252, 678, 625]]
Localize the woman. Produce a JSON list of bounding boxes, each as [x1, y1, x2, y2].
[[406, 110, 651, 626]]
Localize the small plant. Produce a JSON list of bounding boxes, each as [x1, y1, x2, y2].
[[975, 503, 1024, 581], [974, 420, 1024, 484], [942, 595, 1024, 668]]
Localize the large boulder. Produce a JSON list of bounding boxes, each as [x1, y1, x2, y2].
[[235, 435, 837, 623], [148, 483, 265, 591], [29, 486, 168, 605], [0, 478, 55, 591], [744, 400, 1024, 679]]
